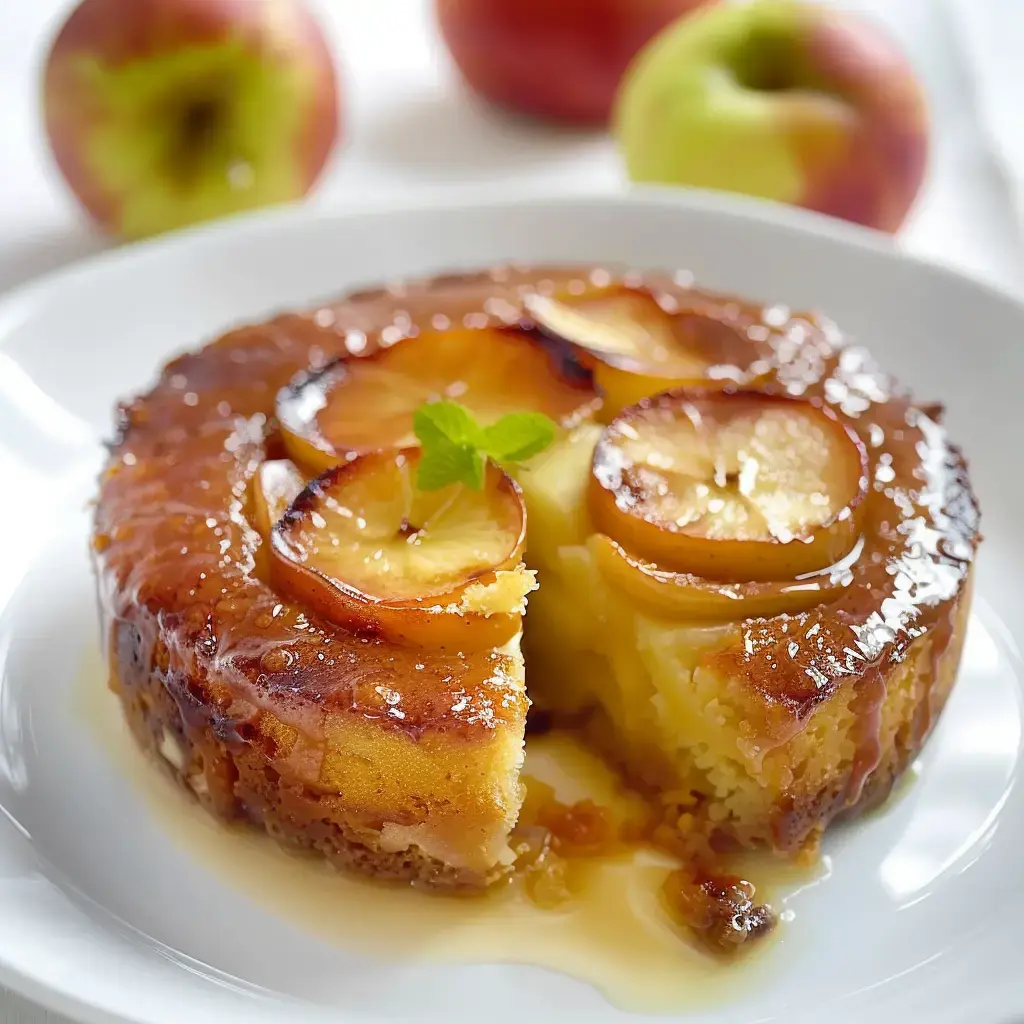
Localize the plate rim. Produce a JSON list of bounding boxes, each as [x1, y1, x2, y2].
[[2, 183, 1024, 346]]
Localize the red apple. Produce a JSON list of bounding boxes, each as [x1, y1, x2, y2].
[[435, 0, 719, 127], [615, 0, 928, 232], [42, 0, 340, 240]]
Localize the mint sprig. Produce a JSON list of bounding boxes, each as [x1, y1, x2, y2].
[[412, 400, 556, 491]]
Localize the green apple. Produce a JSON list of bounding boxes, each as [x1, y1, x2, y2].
[[42, 0, 340, 240], [614, 0, 928, 232]]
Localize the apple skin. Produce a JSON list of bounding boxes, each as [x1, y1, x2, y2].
[[614, 0, 928, 232], [435, 0, 719, 127], [43, 0, 340, 240]]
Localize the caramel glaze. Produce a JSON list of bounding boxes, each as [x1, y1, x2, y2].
[[94, 263, 980, 857], [514, 775, 775, 954]]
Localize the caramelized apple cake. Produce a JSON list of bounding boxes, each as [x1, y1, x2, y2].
[[94, 265, 978, 901]]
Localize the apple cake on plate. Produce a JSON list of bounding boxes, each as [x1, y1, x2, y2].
[[93, 264, 978, 923]]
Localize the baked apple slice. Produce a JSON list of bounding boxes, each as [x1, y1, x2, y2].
[[524, 289, 762, 415], [277, 326, 598, 475], [589, 390, 867, 581], [270, 447, 534, 648], [250, 459, 306, 541], [589, 534, 853, 622], [249, 458, 307, 578]]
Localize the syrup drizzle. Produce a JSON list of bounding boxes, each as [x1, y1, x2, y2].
[[76, 655, 806, 1015]]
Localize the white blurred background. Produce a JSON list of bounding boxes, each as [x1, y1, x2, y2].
[[0, 0, 1021, 297]]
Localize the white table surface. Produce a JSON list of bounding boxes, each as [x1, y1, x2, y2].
[[0, 0, 1021, 1020]]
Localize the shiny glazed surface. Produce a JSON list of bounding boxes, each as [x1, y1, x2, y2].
[[95, 264, 979, 763]]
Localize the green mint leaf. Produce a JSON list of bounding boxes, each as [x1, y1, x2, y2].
[[415, 436, 487, 491], [480, 412, 557, 463], [413, 401, 555, 491], [463, 446, 486, 490], [413, 400, 483, 450]]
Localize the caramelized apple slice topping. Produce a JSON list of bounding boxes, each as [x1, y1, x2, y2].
[[278, 327, 598, 475], [249, 459, 307, 578], [524, 289, 762, 415], [526, 290, 709, 375], [250, 459, 306, 541], [589, 534, 854, 622], [270, 447, 533, 648], [589, 390, 867, 581]]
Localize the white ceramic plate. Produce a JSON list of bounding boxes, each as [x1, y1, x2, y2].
[[0, 188, 1022, 1024]]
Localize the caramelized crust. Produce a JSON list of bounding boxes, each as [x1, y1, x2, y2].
[[517, 275, 978, 855], [94, 263, 980, 885], [95, 275, 570, 884]]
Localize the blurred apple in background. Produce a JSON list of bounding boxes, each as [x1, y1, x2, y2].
[[42, 0, 339, 241], [435, 0, 718, 126], [615, 0, 928, 232]]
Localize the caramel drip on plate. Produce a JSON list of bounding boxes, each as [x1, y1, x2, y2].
[[515, 775, 775, 954], [77, 657, 808, 1016]]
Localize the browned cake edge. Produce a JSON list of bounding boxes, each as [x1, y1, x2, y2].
[[108, 617, 500, 890]]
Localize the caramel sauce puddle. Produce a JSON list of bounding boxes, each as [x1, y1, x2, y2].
[[76, 645, 823, 1015]]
